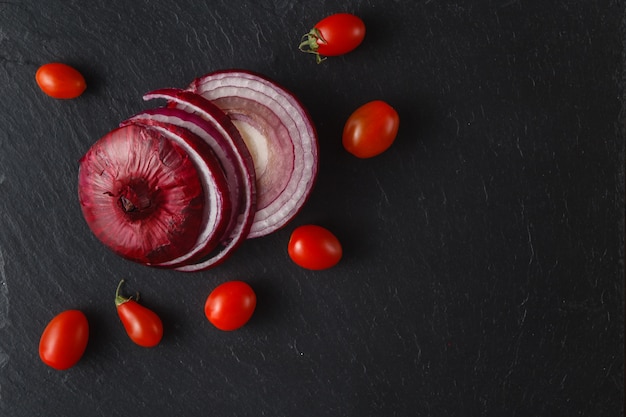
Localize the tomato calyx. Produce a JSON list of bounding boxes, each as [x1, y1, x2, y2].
[[298, 28, 328, 64], [114, 279, 139, 307]]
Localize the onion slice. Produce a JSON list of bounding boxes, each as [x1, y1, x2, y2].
[[188, 70, 319, 238]]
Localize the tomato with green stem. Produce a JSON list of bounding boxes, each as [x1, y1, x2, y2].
[[39, 310, 89, 370], [35, 63, 86, 99], [299, 13, 366, 63], [343, 100, 400, 158], [205, 281, 256, 331], [288, 225, 343, 270], [115, 280, 163, 347]]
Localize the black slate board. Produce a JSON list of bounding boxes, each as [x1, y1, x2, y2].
[[0, 1, 623, 416]]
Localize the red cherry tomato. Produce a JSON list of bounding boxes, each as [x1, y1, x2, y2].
[[288, 225, 342, 270], [39, 310, 89, 370], [204, 281, 256, 331], [115, 280, 163, 348], [299, 13, 366, 63], [35, 63, 86, 99], [343, 100, 400, 158]]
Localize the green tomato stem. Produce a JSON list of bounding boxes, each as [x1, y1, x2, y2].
[[298, 28, 327, 64], [115, 279, 134, 307]]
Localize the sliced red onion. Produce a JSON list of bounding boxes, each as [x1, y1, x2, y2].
[[122, 113, 233, 268], [188, 70, 319, 238], [78, 124, 205, 264], [78, 70, 319, 272], [127, 99, 257, 272]]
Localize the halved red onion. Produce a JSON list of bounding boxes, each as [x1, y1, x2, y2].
[[122, 113, 233, 268], [188, 70, 319, 238], [78, 124, 205, 264]]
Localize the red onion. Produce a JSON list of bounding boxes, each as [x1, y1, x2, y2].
[[78, 70, 319, 271]]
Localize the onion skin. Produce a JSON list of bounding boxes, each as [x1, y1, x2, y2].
[[78, 124, 205, 264]]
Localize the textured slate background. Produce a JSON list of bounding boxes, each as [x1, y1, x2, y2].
[[0, 1, 623, 416]]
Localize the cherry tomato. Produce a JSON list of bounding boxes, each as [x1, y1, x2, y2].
[[299, 13, 365, 63], [39, 310, 89, 370], [35, 63, 86, 99], [288, 225, 342, 270], [204, 281, 256, 331], [115, 280, 163, 348], [343, 100, 400, 158]]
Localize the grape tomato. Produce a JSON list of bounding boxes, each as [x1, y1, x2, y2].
[[342, 100, 400, 158], [204, 281, 256, 331], [36, 63, 86, 99], [39, 310, 89, 370], [288, 225, 342, 270], [299, 13, 366, 63], [115, 280, 163, 348]]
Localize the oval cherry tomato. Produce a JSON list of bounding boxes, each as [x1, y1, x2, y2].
[[343, 100, 400, 158], [288, 225, 342, 270], [204, 281, 256, 331], [35, 63, 86, 99], [115, 280, 163, 348], [299, 13, 365, 63], [39, 310, 89, 370]]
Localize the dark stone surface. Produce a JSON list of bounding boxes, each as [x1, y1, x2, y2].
[[0, 1, 622, 416]]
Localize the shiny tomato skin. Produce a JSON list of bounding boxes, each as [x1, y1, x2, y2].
[[35, 63, 86, 99], [343, 100, 400, 158], [117, 300, 163, 348], [288, 225, 342, 270], [314, 13, 365, 57], [39, 310, 89, 370], [205, 281, 256, 331]]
